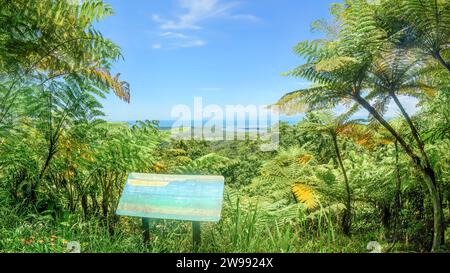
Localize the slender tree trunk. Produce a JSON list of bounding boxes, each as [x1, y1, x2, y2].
[[390, 92, 431, 170], [332, 133, 352, 236], [91, 194, 99, 215], [394, 141, 402, 211], [39, 145, 56, 179], [81, 194, 89, 219], [393, 141, 403, 240], [390, 92, 446, 246], [30, 141, 57, 204], [354, 94, 443, 252], [434, 51, 450, 73], [447, 193, 450, 218], [102, 198, 109, 224], [28, 142, 55, 204], [381, 204, 392, 235]]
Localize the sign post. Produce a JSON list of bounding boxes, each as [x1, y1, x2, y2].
[[192, 221, 201, 251], [142, 218, 151, 245], [116, 173, 225, 251]]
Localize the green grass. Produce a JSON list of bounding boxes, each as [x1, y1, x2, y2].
[[0, 197, 386, 253]]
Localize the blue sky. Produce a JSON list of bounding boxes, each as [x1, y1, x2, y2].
[[96, 0, 418, 121]]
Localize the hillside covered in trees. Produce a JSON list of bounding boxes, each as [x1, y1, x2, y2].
[[0, 0, 449, 253]]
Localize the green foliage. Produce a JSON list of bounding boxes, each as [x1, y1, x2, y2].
[[277, 0, 450, 252], [0, 0, 449, 254], [174, 153, 231, 175]]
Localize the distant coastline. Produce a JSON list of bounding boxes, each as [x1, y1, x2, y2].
[[120, 115, 377, 130], [124, 117, 301, 131]]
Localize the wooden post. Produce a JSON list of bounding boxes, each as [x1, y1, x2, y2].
[[142, 218, 150, 245], [192, 221, 201, 252]]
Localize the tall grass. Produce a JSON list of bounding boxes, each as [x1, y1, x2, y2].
[[0, 189, 376, 253]]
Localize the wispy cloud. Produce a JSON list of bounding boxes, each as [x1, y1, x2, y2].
[[153, 0, 257, 30], [152, 31, 206, 49], [151, 0, 258, 49]]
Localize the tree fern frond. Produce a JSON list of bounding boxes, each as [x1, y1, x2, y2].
[[316, 56, 358, 72], [292, 183, 318, 209], [87, 68, 130, 103]]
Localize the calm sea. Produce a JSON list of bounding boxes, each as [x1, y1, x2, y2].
[[126, 117, 302, 131]]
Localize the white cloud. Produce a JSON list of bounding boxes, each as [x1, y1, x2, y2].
[[160, 32, 190, 39], [151, 0, 258, 49], [228, 14, 259, 22], [152, 31, 206, 49], [153, 0, 257, 30]]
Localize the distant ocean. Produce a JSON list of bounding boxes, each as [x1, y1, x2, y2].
[[124, 115, 374, 130], [126, 116, 303, 130]]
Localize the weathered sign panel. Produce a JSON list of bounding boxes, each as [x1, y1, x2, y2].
[[116, 173, 225, 222]]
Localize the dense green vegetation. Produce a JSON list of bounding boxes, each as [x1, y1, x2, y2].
[[0, 0, 449, 253]]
